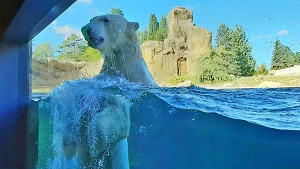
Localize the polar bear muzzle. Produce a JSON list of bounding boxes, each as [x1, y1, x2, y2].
[[81, 25, 105, 49], [81, 26, 103, 42]]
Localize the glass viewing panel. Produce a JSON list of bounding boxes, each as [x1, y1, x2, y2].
[[28, 0, 300, 169]]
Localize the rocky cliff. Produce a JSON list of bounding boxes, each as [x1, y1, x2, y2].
[[32, 57, 103, 87], [141, 7, 212, 83]]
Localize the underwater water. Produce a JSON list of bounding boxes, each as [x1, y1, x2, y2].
[[36, 75, 300, 169]]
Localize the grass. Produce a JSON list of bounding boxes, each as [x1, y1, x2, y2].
[[197, 75, 300, 89], [32, 87, 54, 93]]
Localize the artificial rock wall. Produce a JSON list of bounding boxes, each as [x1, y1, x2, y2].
[[141, 7, 212, 82]]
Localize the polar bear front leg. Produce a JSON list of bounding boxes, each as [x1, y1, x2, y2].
[[79, 96, 130, 168], [109, 138, 130, 169]]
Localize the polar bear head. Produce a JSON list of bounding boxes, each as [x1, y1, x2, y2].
[[81, 14, 139, 52]]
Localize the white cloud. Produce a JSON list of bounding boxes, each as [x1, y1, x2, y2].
[[256, 34, 272, 39], [255, 29, 290, 40], [256, 29, 290, 40], [78, 0, 92, 4], [277, 29, 289, 35], [54, 25, 83, 39]]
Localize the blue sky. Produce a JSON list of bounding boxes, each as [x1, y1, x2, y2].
[[34, 0, 300, 67]]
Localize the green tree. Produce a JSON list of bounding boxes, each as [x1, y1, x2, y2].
[[281, 45, 295, 68], [111, 8, 124, 16], [57, 34, 85, 56], [271, 39, 281, 70], [296, 52, 300, 64], [137, 30, 143, 44], [230, 25, 255, 76], [138, 14, 168, 44], [196, 47, 233, 83], [57, 34, 101, 62], [81, 47, 102, 62], [147, 14, 159, 40], [292, 51, 299, 65], [255, 63, 268, 75], [137, 28, 148, 44], [271, 39, 296, 70], [33, 42, 54, 58], [216, 23, 231, 48], [214, 45, 238, 75], [156, 15, 168, 41], [217, 24, 255, 76]]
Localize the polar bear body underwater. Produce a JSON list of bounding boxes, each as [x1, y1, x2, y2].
[[62, 15, 156, 168]]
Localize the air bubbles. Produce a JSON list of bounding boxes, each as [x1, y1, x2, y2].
[[139, 126, 146, 134], [169, 108, 175, 114]]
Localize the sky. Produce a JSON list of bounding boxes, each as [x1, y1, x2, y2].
[[33, 0, 300, 68]]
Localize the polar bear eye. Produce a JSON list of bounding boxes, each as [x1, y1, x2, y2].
[[99, 17, 110, 23]]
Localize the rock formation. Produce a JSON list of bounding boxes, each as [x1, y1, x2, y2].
[[274, 65, 300, 76], [141, 7, 212, 83], [32, 57, 103, 87], [177, 80, 192, 88]]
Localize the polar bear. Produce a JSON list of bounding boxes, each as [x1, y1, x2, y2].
[[81, 14, 157, 86], [74, 95, 131, 169], [63, 14, 157, 168]]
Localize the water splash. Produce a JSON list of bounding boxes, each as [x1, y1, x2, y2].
[[45, 75, 141, 168]]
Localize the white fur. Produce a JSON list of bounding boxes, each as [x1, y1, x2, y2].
[[82, 14, 157, 86], [73, 14, 158, 169]]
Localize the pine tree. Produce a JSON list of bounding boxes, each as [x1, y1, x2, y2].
[[271, 39, 296, 70], [281, 45, 294, 68], [216, 23, 231, 48], [156, 15, 168, 41], [142, 28, 149, 43], [137, 28, 148, 44], [216, 24, 255, 76], [231, 25, 255, 76], [271, 39, 281, 70], [148, 14, 159, 40], [137, 30, 143, 44]]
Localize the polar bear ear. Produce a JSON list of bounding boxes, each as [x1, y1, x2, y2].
[[127, 22, 139, 31]]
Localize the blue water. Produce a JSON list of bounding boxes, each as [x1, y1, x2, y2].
[[38, 75, 300, 169], [152, 87, 300, 131]]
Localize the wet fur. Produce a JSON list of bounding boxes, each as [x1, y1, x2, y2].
[[62, 14, 157, 169]]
